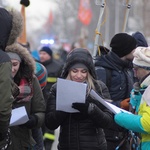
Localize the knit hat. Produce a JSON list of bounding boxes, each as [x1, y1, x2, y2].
[[35, 62, 47, 90], [133, 47, 150, 69], [61, 48, 96, 79], [70, 63, 88, 70], [6, 43, 35, 76], [7, 52, 22, 62], [40, 46, 53, 56], [132, 31, 148, 47], [110, 33, 137, 57]]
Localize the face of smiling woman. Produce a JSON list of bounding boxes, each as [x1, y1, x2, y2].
[[11, 59, 21, 78], [69, 68, 88, 83]]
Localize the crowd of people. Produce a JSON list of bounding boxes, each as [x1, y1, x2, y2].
[[1, 3, 150, 150]]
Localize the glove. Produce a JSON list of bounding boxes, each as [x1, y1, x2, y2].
[[130, 89, 142, 113], [20, 0, 30, 7], [72, 102, 89, 114], [120, 98, 130, 111], [23, 115, 38, 129]]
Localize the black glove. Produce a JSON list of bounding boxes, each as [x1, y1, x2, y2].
[[23, 115, 38, 129], [72, 102, 89, 114], [20, 0, 30, 7]]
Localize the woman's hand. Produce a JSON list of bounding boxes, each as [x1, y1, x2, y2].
[[72, 102, 89, 114]]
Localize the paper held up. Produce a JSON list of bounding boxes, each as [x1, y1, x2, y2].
[[90, 90, 131, 114], [56, 78, 87, 113], [10, 106, 29, 126]]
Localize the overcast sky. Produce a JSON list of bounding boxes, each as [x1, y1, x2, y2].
[[5, 0, 57, 32]]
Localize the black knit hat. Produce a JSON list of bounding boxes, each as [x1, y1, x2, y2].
[[110, 33, 137, 57], [61, 48, 96, 79], [40, 46, 53, 56]]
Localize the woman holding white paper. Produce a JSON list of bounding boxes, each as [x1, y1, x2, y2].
[[5, 43, 46, 150], [45, 48, 114, 150]]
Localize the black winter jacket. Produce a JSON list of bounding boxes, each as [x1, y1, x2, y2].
[[45, 80, 114, 150], [95, 51, 134, 107]]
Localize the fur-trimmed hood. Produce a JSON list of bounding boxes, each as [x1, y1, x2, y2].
[[5, 43, 35, 76], [7, 9, 23, 46]]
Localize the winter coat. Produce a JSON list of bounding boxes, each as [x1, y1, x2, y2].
[[45, 80, 114, 150], [45, 48, 114, 150], [5, 43, 46, 150], [0, 8, 22, 149], [0, 49, 13, 147], [9, 76, 45, 150], [95, 51, 134, 107]]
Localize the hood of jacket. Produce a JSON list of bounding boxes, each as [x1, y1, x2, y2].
[[132, 31, 148, 47], [61, 48, 96, 79], [0, 8, 12, 50], [0, 8, 23, 50], [5, 43, 35, 76], [7, 9, 23, 46]]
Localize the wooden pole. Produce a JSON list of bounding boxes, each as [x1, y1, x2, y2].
[[18, 5, 27, 44]]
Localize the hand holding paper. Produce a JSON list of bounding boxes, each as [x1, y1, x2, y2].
[[90, 90, 131, 114], [72, 102, 89, 114]]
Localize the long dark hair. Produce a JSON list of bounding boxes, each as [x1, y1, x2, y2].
[[14, 60, 33, 85]]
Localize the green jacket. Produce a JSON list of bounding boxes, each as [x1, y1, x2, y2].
[[9, 76, 46, 150], [0, 52, 13, 148]]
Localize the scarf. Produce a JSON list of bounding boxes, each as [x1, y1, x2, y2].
[[16, 78, 33, 103]]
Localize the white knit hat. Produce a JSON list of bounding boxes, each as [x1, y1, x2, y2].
[[133, 46, 150, 69]]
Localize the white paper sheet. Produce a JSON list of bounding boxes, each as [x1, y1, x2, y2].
[[56, 78, 87, 113], [10, 106, 29, 126], [90, 90, 131, 114]]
